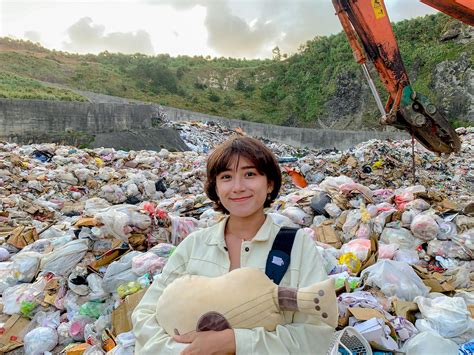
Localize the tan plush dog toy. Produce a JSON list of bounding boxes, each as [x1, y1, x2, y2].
[[156, 267, 338, 336]]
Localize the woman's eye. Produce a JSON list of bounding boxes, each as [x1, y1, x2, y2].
[[220, 174, 231, 180], [245, 171, 256, 177]]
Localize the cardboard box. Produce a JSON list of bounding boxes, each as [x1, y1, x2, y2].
[[6, 226, 38, 249], [411, 265, 454, 293], [88, 246, 129, 274], [0, 314, 31, 353], [312, 220, 342, 249], [392, 300, 419, 324], [112, 288, 147, 336]]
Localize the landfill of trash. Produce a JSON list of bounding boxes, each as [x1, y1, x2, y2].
[[0, 121, 472, 354]]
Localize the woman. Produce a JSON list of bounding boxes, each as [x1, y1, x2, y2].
[[132, 136, 337, 354]]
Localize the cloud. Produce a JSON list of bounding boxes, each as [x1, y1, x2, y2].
[[146, 0, 437, 58], [146, 0, 338, 57], [63, 17, 154, 54], [24, 30, 42, 43]]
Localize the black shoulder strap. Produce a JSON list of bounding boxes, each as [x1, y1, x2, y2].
[[265, 227, 298, 285]]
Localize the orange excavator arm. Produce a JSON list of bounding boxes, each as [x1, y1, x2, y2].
[[332, 0, 471, 153]]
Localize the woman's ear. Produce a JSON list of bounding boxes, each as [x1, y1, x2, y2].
[[267, 180, 274, 194]]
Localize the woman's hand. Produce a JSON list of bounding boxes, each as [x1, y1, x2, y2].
[[173, 329, 236, 355]]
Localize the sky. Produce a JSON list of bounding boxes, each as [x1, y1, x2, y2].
[[0, 0, 438, 59]]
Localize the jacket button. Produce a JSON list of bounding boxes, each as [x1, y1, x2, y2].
[[245, 247, 250, 252]]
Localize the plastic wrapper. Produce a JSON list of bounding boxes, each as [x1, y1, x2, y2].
[[435, 219, 457, 240], [0, 246, 10, 261], [132, 252, 166, 276], [406, 198, 430, 211], [197, 208, 225, 229], [361, 260, 430, 301], [149, 243, 175, 258], [393, 249, 420, 264], [102, 251, 142, 293], [69, 315, 95, 341], [401, 209, 421, 227], [107, 331, 135, 355], [279, 206, 312, 226], [95, 205, 151, 242], [117, 281, 142, 299], [414, 295, 472, 338], [340, 239, 370, 261], [80, 301, 109, 319], [338, 252, 361, 274], [87, 273, 108, 301], [319, 176, 354, 194], [23, 326, 59, 355], [32, 310, 61, 329], [9, 251, 41, 282], [452, 229, 474, 251], [401, 331, 459, 355], [3, 277, 48, 315], [427, 239, 472, 260], [268, 213, 299, 228], [40, 239, 89, 276], [380, 227, 421, 250], [378, 243, 398, 259], [342, 209, 361, 237], [169, 215, 199, 245], [410, 213, 439, 241]]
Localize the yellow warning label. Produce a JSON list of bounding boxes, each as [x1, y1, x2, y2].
[[371, 0, 386, 19]]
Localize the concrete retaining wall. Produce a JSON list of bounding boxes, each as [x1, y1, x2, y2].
[[0, 98, 409, 151], [161, 106, 409, 150]]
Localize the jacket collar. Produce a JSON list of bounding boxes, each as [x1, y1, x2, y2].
[[207, 214, 274, 245]]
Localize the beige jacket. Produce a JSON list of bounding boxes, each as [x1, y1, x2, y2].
[[132, 215, 337, 355]]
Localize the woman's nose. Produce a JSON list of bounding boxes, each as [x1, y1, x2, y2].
[[231, 176, 245, 191]]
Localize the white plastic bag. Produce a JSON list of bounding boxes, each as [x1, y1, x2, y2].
[[23, 327, 59, 355], [40, 239, 89, 276], [102, 251, 142, 293], [361, 260, 429, 301], [268, 213, 299, 228], [401, 331, 458, 355], [9, 251, 42, 282], [410, 213, 439, 241], [414, 295, 472, 338], [380, 227, 421, 250]]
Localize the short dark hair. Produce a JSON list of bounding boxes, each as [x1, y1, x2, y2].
[[205, 136, 282, 214]]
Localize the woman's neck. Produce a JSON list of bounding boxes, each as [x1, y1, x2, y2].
[[225, 213, 266, 241]]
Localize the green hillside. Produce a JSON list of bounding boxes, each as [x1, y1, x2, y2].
[[0, 13, 472, 127]]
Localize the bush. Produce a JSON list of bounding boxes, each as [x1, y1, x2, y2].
[[208, 92, 220, 102]]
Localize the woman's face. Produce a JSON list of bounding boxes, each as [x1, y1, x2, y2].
[[215, 155, 273, 219]]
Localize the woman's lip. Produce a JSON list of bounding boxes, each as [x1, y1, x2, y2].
[[230, 196, 251, 202]]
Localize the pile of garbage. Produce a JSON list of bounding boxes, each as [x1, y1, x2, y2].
[[0, 122, 472, 354]]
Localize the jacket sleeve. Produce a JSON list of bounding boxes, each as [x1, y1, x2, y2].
[[233, 230, 337, 355], [132, 236, 193, 355]]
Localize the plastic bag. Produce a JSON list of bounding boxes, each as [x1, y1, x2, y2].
[[406, 199, 430, 211], [414, 295, 472, 338], [69, 315, 95, 341], [268, 213, 299, 228], [169, 215, 199, 245], [132, 252, 166, 276], [452, 229, 474, 251], [106, 331, 135, 355], [427, 239, 472, 260], [324, 203, 342, 218], [149, 243, 175, 258], [393, 249, 420, 264], [361, 260, 430, 301], [87, 273, 108, 301], [410, 214, 439, 241], [340, 239, 371, 261], [0, 247, 10, 261], [117, 281, 142, 299], [380, 227, 421, 250], [102, 251, 142, 293], [9, 251, 41, 282], [435, 219, 457, 241], [278, 206, 312, 226], [40, 239, 89, 276], [401, 331, 459, 355], [338, 252, 361, 274], [378, 243, 398, 259], [95, 205, 151, 242], [23, 327, 58, 355], [342, 209, 361, 237], [319, 176, 354, 194]]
